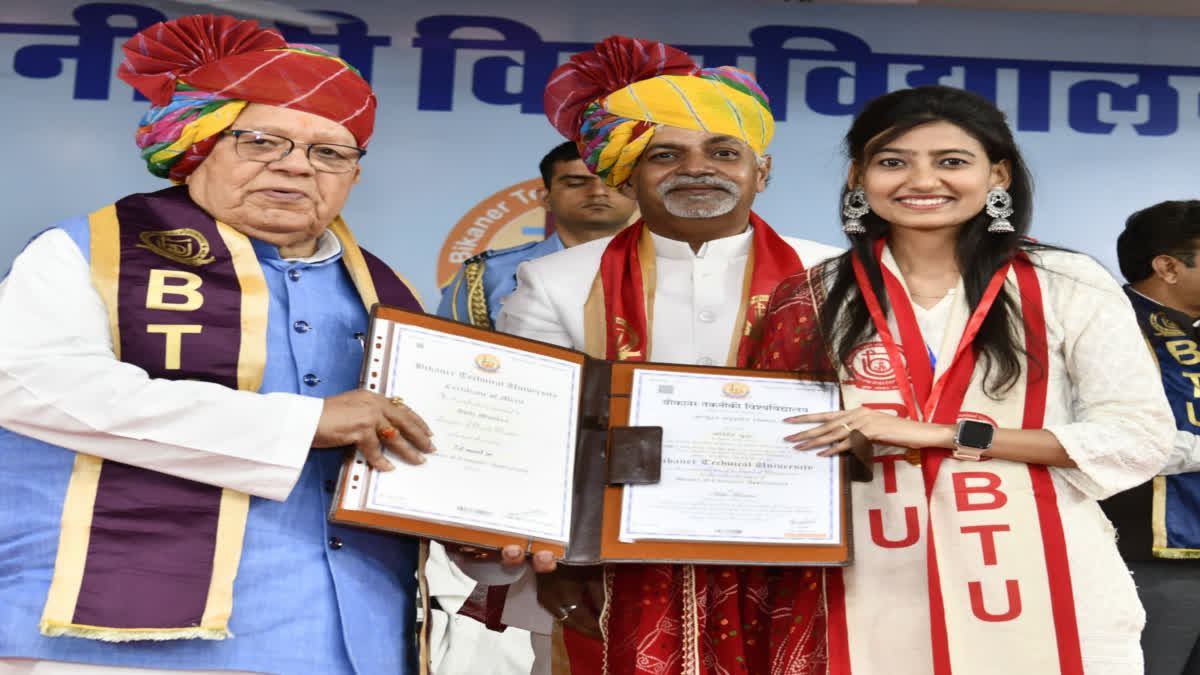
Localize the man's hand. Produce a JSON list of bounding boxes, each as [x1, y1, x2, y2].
[[501, 544, 558, 573], [313, 390, 435, 471], [536, 565, 605, 640], [454, 544, 560, 572], [451, 545, 602, 636]]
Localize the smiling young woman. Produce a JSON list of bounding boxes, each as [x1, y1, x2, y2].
[[857, 120, 1011, 242], [754, 85, 1174, 675]]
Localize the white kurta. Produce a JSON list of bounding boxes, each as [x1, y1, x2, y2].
[[464, 227, 841, 670], [830, 247, 1174, 674], [1017, 250, 1173, 672], [497, 227, 842, 358]]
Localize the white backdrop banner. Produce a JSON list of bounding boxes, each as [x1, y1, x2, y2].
[[2, 1, 1199, 301]]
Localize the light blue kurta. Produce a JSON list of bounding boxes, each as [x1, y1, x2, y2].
[[0, 216, 418, 674]]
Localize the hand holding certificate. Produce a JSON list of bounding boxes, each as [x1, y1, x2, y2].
[[363, 321, 581, 544], [330, 307, 854, 566]]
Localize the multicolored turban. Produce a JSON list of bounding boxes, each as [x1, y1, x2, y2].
[[543, 36, 774, 188], [117, 15, 376, 182]]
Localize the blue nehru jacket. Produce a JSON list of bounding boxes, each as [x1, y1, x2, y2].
[[437, 233, 564, 327], [0, 216, 418, 674]]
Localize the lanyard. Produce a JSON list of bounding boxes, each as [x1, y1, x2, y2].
[[850, 239, 1013, 422]]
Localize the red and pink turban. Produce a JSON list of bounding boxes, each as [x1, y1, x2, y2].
[[544, 36, 775, 188], [117, 15, 376, 182]]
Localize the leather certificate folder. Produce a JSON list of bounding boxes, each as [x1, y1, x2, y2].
[[328, 305, 855, 566]]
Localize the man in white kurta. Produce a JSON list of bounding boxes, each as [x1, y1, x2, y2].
[[460, 35, 841, 674], [498, 225, 838, 356], [476, 174, 838, 675]]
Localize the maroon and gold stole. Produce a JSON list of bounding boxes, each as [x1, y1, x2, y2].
[[571, 213, 808, 675], [824, 240, 1082, 674], [40, 185, 420, 641]]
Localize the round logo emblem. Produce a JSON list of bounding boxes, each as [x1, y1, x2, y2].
[[721, 381, 751, 399], [845, 341, 904, 391], [437, 178, 548, 288], [474, 353, 501, 373]]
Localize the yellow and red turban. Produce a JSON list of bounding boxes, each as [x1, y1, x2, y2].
[[117, 15, 376, 182], [543, 36, 775, 188]]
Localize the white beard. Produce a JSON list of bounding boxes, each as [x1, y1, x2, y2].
[[657, 176, 741, 219]]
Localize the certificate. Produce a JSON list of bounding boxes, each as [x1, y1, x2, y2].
[[331, 306, 852, 566], [619, 370, 841, 545], [363, 320, 581, 543]]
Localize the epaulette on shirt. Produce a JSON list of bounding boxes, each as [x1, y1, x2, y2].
[[465, 240, 542, 265], [458, 241, 543, 329]]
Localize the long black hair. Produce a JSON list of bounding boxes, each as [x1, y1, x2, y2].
[[822, 85, 1038, 397]]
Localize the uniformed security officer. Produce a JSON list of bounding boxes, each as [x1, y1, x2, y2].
[[437, 141, 637, 327]]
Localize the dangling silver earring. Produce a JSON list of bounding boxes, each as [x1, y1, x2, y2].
[[985, 186, 1014, 233], [842, 187, 869, 235]]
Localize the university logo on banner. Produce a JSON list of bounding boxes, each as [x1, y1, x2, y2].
[[436, 178, 549, 287]]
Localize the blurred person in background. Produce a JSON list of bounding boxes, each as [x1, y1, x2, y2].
[[1103, 200, 1200, 675]]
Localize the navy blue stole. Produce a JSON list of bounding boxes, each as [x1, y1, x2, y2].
[[1126, 287, 1200, 557]]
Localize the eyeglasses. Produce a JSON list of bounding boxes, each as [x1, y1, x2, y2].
[[221, 130, 365, 173]]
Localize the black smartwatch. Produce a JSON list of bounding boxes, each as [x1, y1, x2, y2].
[[952, 420, 995, 461]]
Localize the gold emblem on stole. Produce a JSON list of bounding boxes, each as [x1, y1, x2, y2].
[[613, 317, 643, 360], [136, 229, 216, 267], [743, 294, 772, 338], [1150, 311, 1186, 338]]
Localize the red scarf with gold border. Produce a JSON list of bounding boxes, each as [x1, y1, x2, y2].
[[595, 212, 798, 368]]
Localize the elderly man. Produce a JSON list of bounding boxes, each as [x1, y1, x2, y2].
[[437, 141, 636, 328], [0, 15, 434, 675], [478, 36, 839, 675]]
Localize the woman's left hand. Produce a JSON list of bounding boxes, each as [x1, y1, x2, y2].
[[784, 407, 954, 456]]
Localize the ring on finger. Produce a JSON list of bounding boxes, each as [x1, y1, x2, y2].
[[378, 426, 398, 441], [841, 422, 854, 432], [555, 603, 579, 622], [390, 396, 404, 406]]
